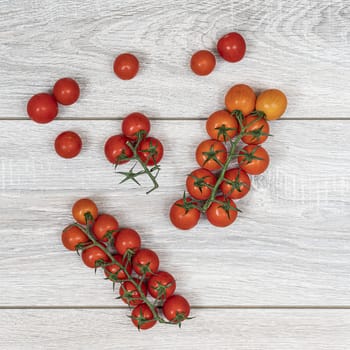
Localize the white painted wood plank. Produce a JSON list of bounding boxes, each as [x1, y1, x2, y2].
[[0, 309, 349, 350], [0, 120, 349, 306], [0, 0, 349, 119]]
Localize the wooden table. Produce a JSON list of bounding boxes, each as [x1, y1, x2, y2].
[[1, 0, 350, 348]]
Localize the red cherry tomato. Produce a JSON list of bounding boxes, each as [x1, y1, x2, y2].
[[137, 137, 164, 166], [27, 93, 58, 124], [131, 303, 157, 330], [190, 50, 216, 76], [186, 168, 216, 201], [114, 228, 141, 256], [81, 246, 109, 268], [119, 279, 147, 306], [53, 78, 80, 105], [241, 115, 270, 145], [72, 198, 98, 225], [169, 198, 200, 230], [104, 134, 133, 165], [104, 254, 132, 281], [206, 195, 238, 227], [122, 112, 151, 141], [163, 295, 190, 323], [195, 139, 227, 171], [220, 168, 251, 199], [54, 131, 82, 159], [61, 225, 90, 251], [132, 249, 159, 278], [113, 53, 139, 80], [238, 145, 270, 175], [217, 32, 246, 62], [92, 214, 119, 242], [148, 271, 176, 300]]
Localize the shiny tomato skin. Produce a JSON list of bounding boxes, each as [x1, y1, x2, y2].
[[113, 53, 139, 80], [54, 131, 82, 158], [169, 198, 200, 230], [217, 32, 246, 62], [27, 93, 58, 124], [119, 279, 147, 306], [61, 225, 90, 251], [137, 137, 163, 166], [104, 134, 133, 165], [190, 50, 216, 76], [122, 112, 151, 141], [114, 228, 141, 256], [104, 254, 132, 281], [220, 168, 251, 199], [195, 139, 227, 171], [92, 214, 119, 242], [242, 115, 270, 145], [256, 89, 288, 120], [131, 303, 157, 330], [163, 295, 190, 323], [81, 246, 109, 268], [53, 78, 80, 105], [206, 110, 238, 141], [132, 249, 159, 278], [238, 145, 270, 175], [72, 198, 98, 224], [206, 195, 238, 227], [225, 84, 256, 116], [148, 271, 176, 300], [186, 168, 216, 200]]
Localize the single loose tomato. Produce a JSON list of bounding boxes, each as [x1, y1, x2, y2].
[[238, 145, 270, 175], [225, 84, 256, 116], [27, 93, 58, 124], [61, 225, 90, 251], [81, 246, 109, 268], [54, 131, 82, 158], [186, 168, 216, 200], [113, 53, 139, 80], [220, 168, 251, 199], [241, 115, 270, 145], [92, 214, 119, 242], [104, 134, 133, 165], [119, 279, 147, 306], [169, 198, 200, 230], [217, 32, 246, 62], [131, 303, 157, 330], [72, 198, 98, 224], [132, 249, 159, 278], [122, 112, 151, 141], [206, 109, 238, 141], [206, 195, 238, 227], [137, 137, 163, 166], [114, 228, 141, 256], [195, 139, 227, 171], [190, 50, 216, 76], [148, 271, 176, 300], [163, 295, 190, 323], [53, 78, 80, 105], [104, 254, 132, 281], [256, 89, 287, 120]]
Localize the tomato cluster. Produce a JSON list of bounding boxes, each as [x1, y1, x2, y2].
[[170, 84, 287, 229], [62, 198, 190, 330]]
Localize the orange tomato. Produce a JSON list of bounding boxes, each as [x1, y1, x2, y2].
[[206, 110, 238, 141], [72, 198, 98, 224], [255, 89, 287, 120], [195, 139, 227, 171], [225, 84, 256, 116]]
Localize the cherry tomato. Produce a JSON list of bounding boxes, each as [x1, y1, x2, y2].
[[104, 254, 132, 281], [53, 78, 80, 105], [241, 115, 270, 145], [104, 134, 133, 165], [131, 303, 157, 330], [190, 50, 216, 76], [148, 271, 176, 300], [186, 168, 216, 200], [61, 225, 90, 251], [92, 214, 119, 242], [217, 32, 246, 62], [163, 295, 190, 323], [27, 93, 58, 124], [238, 145, 270, 175], [54, 131, 82, 159], [81, 246, 109, 268], [122, 112, 151, 141], [119, 278, 147, 306], [225, 84, 256, 116], [132, 249, 159, 278], [169, 198, 200, 230], [195, 139, 227, 171], [113, 53, 139, 80], [219, 168, 251, 199], [72, 198, 98, 224], [206, 109, 238, 141], [137, 137, 163, 166], [206, 195, 238, 227], [256, 89, 287, 120], [114, 228, 141, 256]]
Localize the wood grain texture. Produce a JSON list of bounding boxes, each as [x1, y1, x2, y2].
[[0, 0, 349, 119], [1, 309, 350, 350], [0, 120, 349, 306]]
